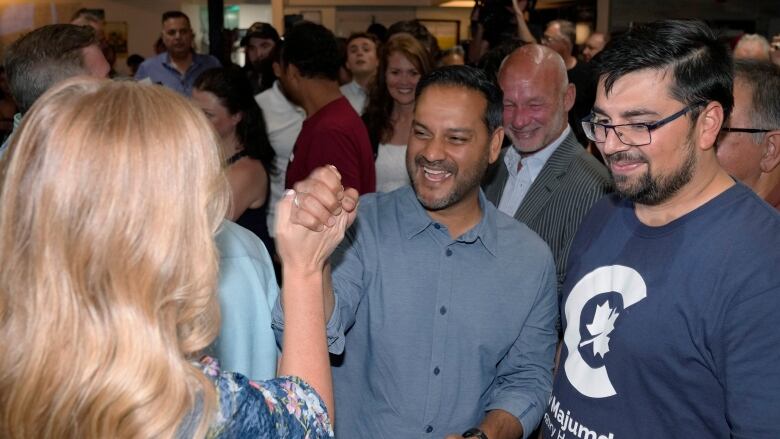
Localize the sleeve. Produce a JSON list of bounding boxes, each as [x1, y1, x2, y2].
[[718, 282, 780, 438], [253, 376, 334, 438], [305, 127, 371, 194], [272, 211, 369, 355], [213, 369, 334, 438], [484, 253, 558, 439]]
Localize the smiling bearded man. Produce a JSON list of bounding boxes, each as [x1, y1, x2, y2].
[[273, 65, 559, 439]]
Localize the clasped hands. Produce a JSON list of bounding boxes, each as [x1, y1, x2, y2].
[[274, 165, 359, 273]]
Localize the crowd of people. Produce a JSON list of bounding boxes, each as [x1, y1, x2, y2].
[[0, 6, 778, 439]]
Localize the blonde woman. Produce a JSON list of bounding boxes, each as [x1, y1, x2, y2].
[[0, 78, 352, 438]]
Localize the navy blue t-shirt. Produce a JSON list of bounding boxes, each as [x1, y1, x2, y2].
[[542, 184, 780, 439]]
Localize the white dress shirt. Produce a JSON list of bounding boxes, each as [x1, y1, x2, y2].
[[255, 81, 306, 237], [340, 80, 367, 115], [497, 126, 571, 216]]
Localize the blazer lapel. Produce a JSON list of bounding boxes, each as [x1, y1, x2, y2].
[[514, 132, 582, 223], [483, 148, 510, 206]]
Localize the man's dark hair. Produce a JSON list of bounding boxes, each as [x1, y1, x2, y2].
[[415, 65, 503, 134], [162, 11, 190, 25], [241, 22, 280, 46], [595, 19, 733, 122], [476, 38, 527, 86], [346, 32, 380, 50], [367, 23, 388, 43], [3, 24, 98, 113], [733, 59, 780, 142], [280, 21, 340, 81]]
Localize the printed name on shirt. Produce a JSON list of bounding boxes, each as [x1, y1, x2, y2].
[[544, 395, 615, 439]]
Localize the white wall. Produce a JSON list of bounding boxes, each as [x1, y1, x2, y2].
[[237, 4, 272, 28]]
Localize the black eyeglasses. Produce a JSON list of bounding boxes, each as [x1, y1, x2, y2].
[[720, 127, 772, 134], [581, 105, 698, 147]]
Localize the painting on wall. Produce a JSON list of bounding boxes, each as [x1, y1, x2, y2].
[[105, 21, 128, 55]]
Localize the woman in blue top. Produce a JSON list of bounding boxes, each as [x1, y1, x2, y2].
[[0, 78, 354, 438]]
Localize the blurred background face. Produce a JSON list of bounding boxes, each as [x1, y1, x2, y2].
[[542, 23, 570, 59], [386, 51, 420, 107], [246, 37, 276, 68], [346, 37, 378, 77], [717, 79, 765, 187], [583, 33, 606, 62], [162, 17, 193, 57], [192, 89, 240, 140]]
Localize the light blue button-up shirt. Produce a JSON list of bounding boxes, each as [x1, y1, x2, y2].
[[273, 186, 558, 438], [210, 221, 279, 381], [134, 51, 221, 96]]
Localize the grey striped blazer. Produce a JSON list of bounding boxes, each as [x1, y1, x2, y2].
[[483, 132, 612, 292]]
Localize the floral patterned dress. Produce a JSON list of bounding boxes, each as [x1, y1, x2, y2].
[[198, 357, 334, 438]]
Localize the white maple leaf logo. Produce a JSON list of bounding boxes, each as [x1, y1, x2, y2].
[[579, 300, 619, 358]]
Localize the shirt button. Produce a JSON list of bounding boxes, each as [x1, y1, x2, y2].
[[434, 223, 441, 229], [433, 366, 440, 375], [440, 306, 447, 315], [425, 425, 434, 433], [445, 249, 453, 256]]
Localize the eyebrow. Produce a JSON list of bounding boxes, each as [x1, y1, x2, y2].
[[412, 121, 474, 135], [412, 121, 429, 131], [446, 128, 475, 135], [591, 105, 661, 118]]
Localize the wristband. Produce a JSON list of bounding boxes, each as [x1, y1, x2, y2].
[[462, 427, 489, 439]]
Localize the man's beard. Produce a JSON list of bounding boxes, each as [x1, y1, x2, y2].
[[607, 138, 696, 206], [408, 153, 488, 211]]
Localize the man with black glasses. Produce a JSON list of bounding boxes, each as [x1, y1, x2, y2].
[[717, 59, 780, 211], [542, 20, 780, 439]]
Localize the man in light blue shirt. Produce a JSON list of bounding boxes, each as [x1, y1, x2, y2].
[[134, 11, 220, 96], [273, 66, 557, 439]]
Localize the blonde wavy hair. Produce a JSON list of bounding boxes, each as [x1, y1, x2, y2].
[[0, 78, 229, 438]]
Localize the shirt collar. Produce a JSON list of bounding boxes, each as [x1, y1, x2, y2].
[[400, 186, 498, 256], [348, 80, 366, 94], [505, 125, 571, 179]]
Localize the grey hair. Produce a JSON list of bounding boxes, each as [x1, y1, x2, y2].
[[733, 59, 780, 143]]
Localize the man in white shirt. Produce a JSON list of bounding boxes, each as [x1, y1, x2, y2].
[[256, 79, 305, 242], [339, 32, 379, 114], [484, 44, 611, 293]]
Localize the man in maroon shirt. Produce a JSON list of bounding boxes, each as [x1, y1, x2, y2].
[[280, 21, 376, 194]]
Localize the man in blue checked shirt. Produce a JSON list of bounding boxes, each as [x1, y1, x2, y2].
[[273, 65, 557, 439]]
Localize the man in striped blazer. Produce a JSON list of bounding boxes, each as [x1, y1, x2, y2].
[[484, 44, 612, 293]]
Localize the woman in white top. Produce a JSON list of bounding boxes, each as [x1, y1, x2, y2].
[[362, 33, 432, 193]]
